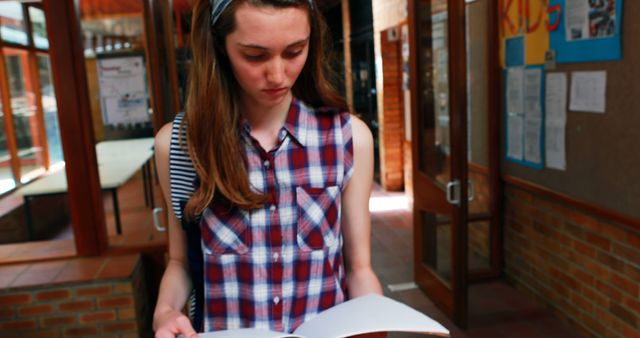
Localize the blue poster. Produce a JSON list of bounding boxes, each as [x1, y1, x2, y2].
[[505, 36, 525, 67], [549, 0, 623, 63]]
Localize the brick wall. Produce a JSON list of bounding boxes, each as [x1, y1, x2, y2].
[[0, 258, 150, 338], [379, 28, 405, 191], [504, 184, 640, 338], [468, 169, 491, 264], [371, 0, 407, 191]]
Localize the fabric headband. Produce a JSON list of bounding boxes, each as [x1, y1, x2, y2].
[[210, 0, 314, 26]]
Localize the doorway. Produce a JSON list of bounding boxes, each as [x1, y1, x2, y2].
[[408, 0, 501, 328]]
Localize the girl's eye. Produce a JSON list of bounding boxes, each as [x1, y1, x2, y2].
[[245, 54, 267, 61], [284, 49, 303, 58]]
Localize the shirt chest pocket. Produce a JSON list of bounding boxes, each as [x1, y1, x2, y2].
[[296, 186, 341, 251], [201, 205, 251, 255]]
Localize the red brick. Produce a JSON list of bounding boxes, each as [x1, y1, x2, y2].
[[0, 293, 32, 305], [568, 211, 599, 230], [614, 244, 640, 268], [41, 315, 76, 327], [596, 251, 625, 273], [26, 330, 58, 338], [0, 319, 37, 330], [98, 296, 133, 308], [103, 321, 137, 333], [548, 267, 579, 289], [118, 307, 135, 320], [624, 297, 640, 315], [596, 221, 628, 242], [582, 286, 608, 307], [596, 280, 623, 303], [585, 232, 612, 251], [569, 266, 595, 287], [113, 283, 133, 295], [36, 289, 71, 302], [59, 300, 94, 312], [18, 304, 53, 316], [610, 303, 638, 328], [76, 285, 112, 297], [610, 273, 639, 297], [64, 326, 98, 336], [80, 310, 116, 323], [0, 307, 14, 320], [623, 323, 640, 338], [565, 223, 587, 240], [582, 309, 608, 336], [627, 232, 640, 248], [570, 292, 594, 313]]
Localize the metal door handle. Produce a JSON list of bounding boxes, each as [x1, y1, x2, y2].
[[152, 207, 166, 232], [446, 180, 460, 205]]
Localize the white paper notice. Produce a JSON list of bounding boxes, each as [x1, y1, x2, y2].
[[570, 71, 607, 113], [97, 56, 150, 126], [506, 67, 525, 162], [524, 117, 542, 164], [565, 0, 588, 41], [524, 68, 543, 119], [507, 115, 524, 160], [521, 68, 543, 165], [506, 67, 524, 115], [545, 73, 567, 170]]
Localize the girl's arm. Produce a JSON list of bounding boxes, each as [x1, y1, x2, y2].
[[153, 123, 199, 338], [341, 115, 383, 298]]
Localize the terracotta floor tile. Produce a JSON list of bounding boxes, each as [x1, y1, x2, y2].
[[10, 260, 68, 288], [53, 257, 106, 284], [0, 263, 29, 288], [96, 254, 140, 280]]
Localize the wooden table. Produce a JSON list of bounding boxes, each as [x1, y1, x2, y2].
[[16, 137, 155, 238]]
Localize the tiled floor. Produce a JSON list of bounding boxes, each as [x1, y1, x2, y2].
[[369, 188, 582, 338]]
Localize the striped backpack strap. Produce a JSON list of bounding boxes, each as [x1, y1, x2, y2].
[[168, 113, 204, 331]]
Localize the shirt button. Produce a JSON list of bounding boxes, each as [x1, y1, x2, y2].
[[269, 204, 276, 212], [273, 252, 279, 261], [273, 296, 280, 305], [263, 160, 270, 168]]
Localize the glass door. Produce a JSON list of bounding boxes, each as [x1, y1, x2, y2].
[[409, 0, 469, 327]]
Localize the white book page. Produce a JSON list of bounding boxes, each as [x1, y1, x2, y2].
[[293, 294, 449, 338], [198, 328, 301, 338]]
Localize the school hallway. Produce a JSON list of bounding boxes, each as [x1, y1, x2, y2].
[[368, 186, 582, 338]]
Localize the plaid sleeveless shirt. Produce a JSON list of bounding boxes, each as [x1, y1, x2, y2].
[[169, 98, 354, 333]]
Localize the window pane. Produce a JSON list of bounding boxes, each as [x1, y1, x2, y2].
[[38, 55, 62, 166], [0, 2, 28, 46], [0, 115, 16, 194], [5, 49, 45, 183], [29, 7, 49, 49]]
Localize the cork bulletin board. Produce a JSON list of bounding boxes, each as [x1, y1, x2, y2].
[[500, 0, 640, 220]]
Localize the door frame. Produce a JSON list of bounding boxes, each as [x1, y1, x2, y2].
[[408, 0, 469, 327]]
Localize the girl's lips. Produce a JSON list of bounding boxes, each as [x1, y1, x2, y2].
[[263, 87, 288, 96]]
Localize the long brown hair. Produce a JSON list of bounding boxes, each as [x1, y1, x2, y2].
[[183, 0, 347, 220]]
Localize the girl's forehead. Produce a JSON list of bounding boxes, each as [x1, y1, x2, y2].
[[229, 3, 310, 45]]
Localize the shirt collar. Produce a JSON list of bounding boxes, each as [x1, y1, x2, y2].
[[240, 97, 308, 148], [283, 97, 308, 147]]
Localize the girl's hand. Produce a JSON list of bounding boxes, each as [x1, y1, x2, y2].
[[153, 308, 198, 338]]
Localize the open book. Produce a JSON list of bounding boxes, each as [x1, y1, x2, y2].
[[198, 294, 449, 338]]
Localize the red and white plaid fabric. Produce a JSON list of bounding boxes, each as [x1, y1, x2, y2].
[[200, 98, 354, 333]]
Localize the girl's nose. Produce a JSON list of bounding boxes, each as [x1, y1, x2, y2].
[[265, 58, 285, 85]]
